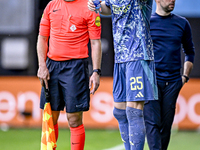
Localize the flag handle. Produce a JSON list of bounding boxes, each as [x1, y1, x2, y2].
[[43, 81, 50, 103]]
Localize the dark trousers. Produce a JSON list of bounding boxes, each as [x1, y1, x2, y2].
[[143, 80, 182, 150]]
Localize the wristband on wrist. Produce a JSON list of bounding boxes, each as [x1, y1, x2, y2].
[[93, 69, 101, 76], [182, 75, 189, 83]]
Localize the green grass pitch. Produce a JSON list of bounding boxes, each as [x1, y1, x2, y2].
[[0, 128, 199, 150]]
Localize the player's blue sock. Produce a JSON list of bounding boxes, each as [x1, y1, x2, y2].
[[113, 107, 130, 150], [126, 107, 145, 150]]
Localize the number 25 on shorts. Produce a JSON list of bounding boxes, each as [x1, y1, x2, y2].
[[130, 76, 143, 90]]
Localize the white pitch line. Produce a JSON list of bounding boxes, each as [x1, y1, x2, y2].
[[103, 144, 125, 150]]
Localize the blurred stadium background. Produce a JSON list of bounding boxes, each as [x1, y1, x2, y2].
[[0, 0, 200, 150]]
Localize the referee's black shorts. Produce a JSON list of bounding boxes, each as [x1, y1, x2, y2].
[[40, 58, 90, 113]]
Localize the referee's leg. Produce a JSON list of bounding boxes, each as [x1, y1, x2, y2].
[[67, 112, 85, 150]]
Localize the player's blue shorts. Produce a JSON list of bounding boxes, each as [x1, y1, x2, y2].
[[40, 58, 90, 113], [113, 60, 158, 102]]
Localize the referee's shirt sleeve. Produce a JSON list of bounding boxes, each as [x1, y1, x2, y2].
[[39, 3, 51, 37], [87, 12, 101, 40]]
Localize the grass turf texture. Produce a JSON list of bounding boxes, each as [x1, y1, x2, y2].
[[0, 129, 199, 150]]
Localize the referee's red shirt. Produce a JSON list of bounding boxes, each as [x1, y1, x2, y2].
[[39, 0, 101, 61]]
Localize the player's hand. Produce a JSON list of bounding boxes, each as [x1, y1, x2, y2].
[[37, 65, 50, 89], [88, 0, 96, 12], [89, 72, 100, 95]]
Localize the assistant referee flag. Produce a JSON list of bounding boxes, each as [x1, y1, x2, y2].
[[40, 84, 57, 150]]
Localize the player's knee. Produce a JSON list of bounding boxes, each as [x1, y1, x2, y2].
[[126, 107, 143, 125], [113, 107, 127, 124], [126, 107, 143, 118]]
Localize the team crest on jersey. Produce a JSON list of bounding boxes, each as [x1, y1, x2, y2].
[[95, 16, 101, 27]]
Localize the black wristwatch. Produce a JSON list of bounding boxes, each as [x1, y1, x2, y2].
[[93, 69, 101, 76], [182, 75, 189, 83]]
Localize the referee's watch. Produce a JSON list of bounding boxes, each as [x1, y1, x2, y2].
[[182, 75, 189, 83], [93, 69, 101, 76]]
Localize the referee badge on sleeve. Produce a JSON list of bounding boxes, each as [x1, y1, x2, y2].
[[95, 16, 101, 27]]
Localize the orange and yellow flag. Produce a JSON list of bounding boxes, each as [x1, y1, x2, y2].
[[41, 102, 57, 150]]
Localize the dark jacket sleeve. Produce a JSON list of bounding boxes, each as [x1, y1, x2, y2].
[[182, 20, 195, 63]]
